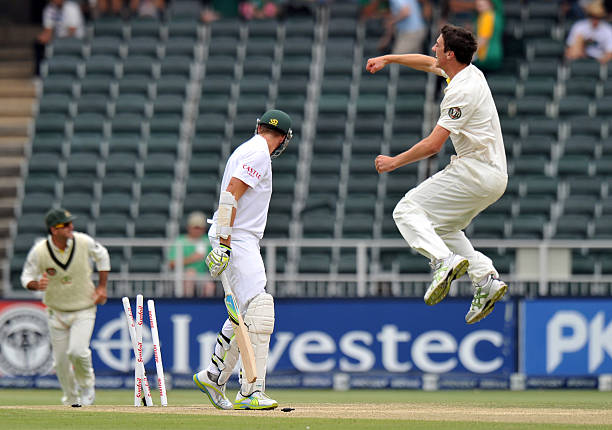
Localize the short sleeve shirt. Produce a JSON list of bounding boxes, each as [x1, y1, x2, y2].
[[212, 134, 272, 238], [437, 64, 507, 172], [42, 0, 85, 39], [566, 19, 612, 60]]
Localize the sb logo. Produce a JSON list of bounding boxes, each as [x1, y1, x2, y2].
[[269, 118, 279, 126]]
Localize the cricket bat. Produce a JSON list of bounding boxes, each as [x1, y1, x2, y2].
[[220, 271, 257, 383]]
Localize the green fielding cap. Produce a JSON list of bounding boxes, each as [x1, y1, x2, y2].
[[45, 208, 77, 228], [260, 109, 292, 134]]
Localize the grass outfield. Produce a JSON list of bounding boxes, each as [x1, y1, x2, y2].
[[0, 389, 611, 429]]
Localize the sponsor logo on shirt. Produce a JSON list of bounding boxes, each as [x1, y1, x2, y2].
[[448, 107, 462, 119], [242, 164, 261, 180], [46, 268, 56, 276]]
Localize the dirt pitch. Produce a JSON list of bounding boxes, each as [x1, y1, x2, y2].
[[4, 403, 611, 425]]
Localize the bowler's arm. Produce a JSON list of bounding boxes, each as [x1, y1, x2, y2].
[[366, 54, 445, 77]]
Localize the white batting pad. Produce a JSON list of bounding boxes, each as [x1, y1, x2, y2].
[[241, 293, 274, 395]]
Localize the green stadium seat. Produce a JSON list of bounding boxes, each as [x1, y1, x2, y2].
[[558, 96, 592, 117], [133, 213, 168, 237], [143, 153, 176, 174], [556, 155, 592, 177], [72, 112, 106, 137], [122, 55, 156, 77], [522, 175, 559, 197], [209, 18, 241, 38], [127, 37, 160, 58], [568, 58, 603, 79], [44, 55, 82, 77], [469, 214, 506, 238], [29, 153, 61, 174], [264, 213, 291, 238], [22, 193, 56, 214], [309, 174, 340, 194], [208, 36, 240, 57], [164, 37, 197, 58], [183, 192, 216, 215], [302, 210, 335, 238], [553, 214, 590, 239], [89, 36, 122, 57], [508, 214, 548, 239], [93, 18, 125, 38], [75, 94, 109, 115], [43, 75, 75, 95], [105, 152, 139, 175], [128, 254, 162, 272], [61, 173, 97, 194], [101, 173, 136, 194], [99, 191, 133, 215], [65, 152, 100, 175], [139, 192, 171, 215], [39, 94, 71, 115], [61, 192, 93, 215], [111, 113, 144, 137], [129, 18, 162, 39], [167, 19, 199, 39], [84, 55, 118, 77], [205, 55, 237, 76], [562, 195, 598, 216], [517, 195, 554, 216], [298, 251, 331, 273], [95, 214, 130, 237], [344, 192, 377, 216]]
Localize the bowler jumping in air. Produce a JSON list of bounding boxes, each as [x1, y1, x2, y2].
[[366, 24, 508, 324]]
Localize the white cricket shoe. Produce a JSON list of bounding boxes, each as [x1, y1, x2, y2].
[[424, 253, 469, 305], [234, 391, 278, 410], [79, 385, 95, 406], [62, 395, 81, 407], [465, 275, 508, 324], [193, 371, 233, 410]]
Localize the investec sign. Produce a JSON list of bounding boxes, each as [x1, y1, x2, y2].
[[90, 299, 515, 376]]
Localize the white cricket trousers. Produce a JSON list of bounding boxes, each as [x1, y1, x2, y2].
[[209, 232, 267, 312], [47, 306, 96, 403], [393, 156, 508, 283]]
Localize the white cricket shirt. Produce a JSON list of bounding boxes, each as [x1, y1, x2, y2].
[[437, 64, 507, 172], [42, 0, 85, 39], [566, 19, 612, 60], [212, 134, 272, 239], [21, 232, 110, 311]]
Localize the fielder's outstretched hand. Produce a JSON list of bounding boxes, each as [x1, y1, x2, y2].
[[206, 244, 231, 277], [366, 56, 387, 74]]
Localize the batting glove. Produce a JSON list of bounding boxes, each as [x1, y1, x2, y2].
[[206, 244, 231, 277]]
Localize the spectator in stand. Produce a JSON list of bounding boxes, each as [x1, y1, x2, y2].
[[473, 0, 503, 72], [97, 0, 139, 16], [200, 0, 221, 22], [97, 0, 165, 18], [239, 0, 279, 20], [34, 0, 85, 76], [565, 0, 612, 64], [378, 0, 427, 54], [168, 211, 216, 297]]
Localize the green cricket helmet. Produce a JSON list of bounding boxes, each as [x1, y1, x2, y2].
[[256, 109, 293, 159]]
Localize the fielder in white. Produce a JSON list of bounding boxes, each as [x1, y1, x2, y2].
[[21, 208, 110, 406], [193, 109, 293, 410], [366, 24, 508, 324]]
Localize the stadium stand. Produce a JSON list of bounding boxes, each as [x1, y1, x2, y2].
[[4, 0, 611, 298]]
